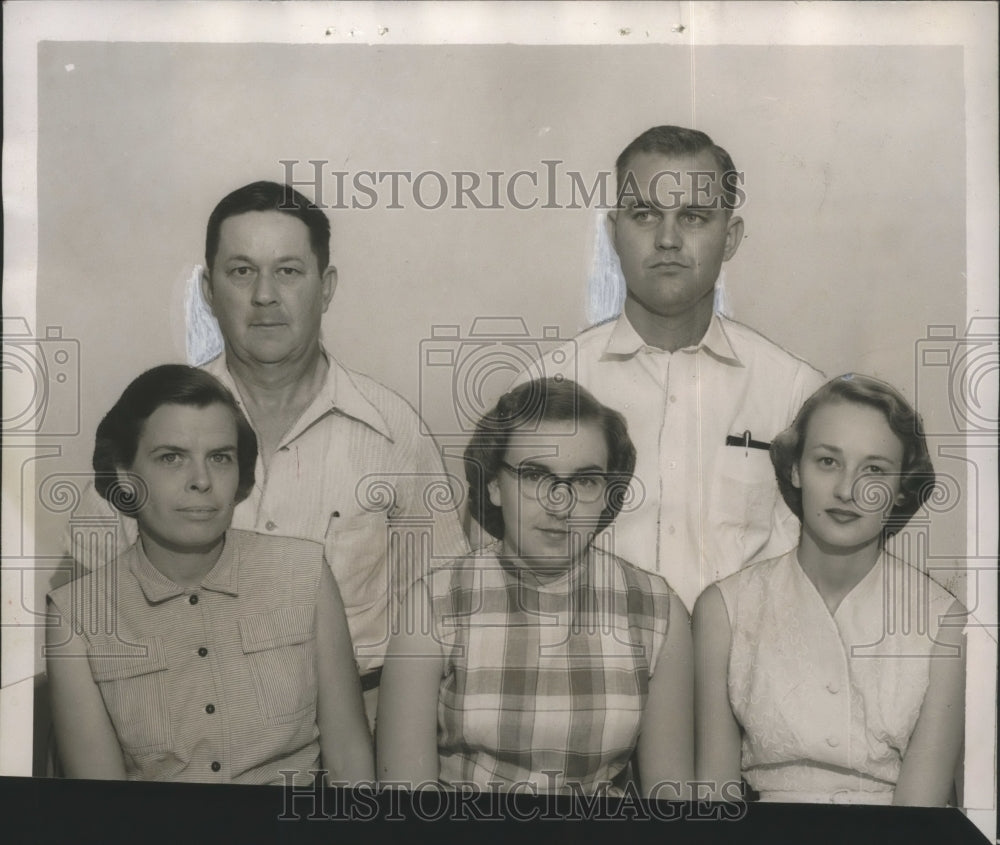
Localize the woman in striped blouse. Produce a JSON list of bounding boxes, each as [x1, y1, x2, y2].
[[377, 378, 693, 796], [47, 365, 373, 784]]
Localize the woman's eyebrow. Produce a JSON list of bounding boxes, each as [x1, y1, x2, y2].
[[514, 459, 607, 474], [809, 443, 900, 465]]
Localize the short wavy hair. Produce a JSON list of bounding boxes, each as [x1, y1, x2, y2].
[[770, 374, 935, 535], [204, 181, 331, 273], [93, 365, 257, 515], [464, 378, 636, 540], [615, 125, 741, 210]]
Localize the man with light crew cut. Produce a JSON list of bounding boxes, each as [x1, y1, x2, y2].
[[516, 126, 824, 611]]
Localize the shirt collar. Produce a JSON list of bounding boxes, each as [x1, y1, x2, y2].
[[130, 533, 240, 603], [602, 312, 742, 365], [203, 347, 394, 444]]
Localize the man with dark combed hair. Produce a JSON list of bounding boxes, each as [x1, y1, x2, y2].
[[68, 182, 469, 730]]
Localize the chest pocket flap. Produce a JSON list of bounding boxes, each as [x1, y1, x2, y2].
[[87, 636, 172, 751], [239, 605, 318, 724]]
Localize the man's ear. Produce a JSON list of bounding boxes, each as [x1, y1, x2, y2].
[[200, 267, 215, 314], [321, 265, 338, 313], [605, 209, 621, 259], [487, 477, 502, 508], [791, 463, 801, 489], [722, 214, 744, 262]]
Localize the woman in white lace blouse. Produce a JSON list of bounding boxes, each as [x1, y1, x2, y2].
[[693, 374, 965, 806]]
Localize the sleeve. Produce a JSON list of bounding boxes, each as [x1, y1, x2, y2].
[[384, 400, 471, 603], [60, 482, 137, 571]]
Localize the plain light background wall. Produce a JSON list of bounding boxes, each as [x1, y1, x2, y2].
[[34, 43, 968, 590], [3, 3, 992, 822]]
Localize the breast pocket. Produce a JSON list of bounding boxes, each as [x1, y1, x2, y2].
[[712, 446, 779, 532], [239, 606, 317, 725], [88, 637, 172, 752], [324, 511, 392, 616]]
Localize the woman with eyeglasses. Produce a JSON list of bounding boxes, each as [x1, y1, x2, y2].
[[377, 378, 692, 796]]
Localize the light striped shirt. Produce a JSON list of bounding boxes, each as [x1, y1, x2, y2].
[[427, 542, 672, 794], [66, 350, 470, 672], [48, 530, 326, 784]]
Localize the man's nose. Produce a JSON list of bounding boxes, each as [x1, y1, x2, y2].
[[251, 271, 280, 305], [655, 215, 682, 249]]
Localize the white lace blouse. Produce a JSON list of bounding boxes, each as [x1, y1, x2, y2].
[[716, 550, 959, 803]]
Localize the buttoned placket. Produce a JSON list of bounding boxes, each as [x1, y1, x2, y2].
[[655, 347, 705, 607], [185, 588, 227, 780], [794, 562, 854, 764]]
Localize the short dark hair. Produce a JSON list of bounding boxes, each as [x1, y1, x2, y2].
[[615, 125, 741, 210], [770, 374, 935, 535], [204, 181, 331, 274], [94, 365, 257, 514], [464, 378, 636, 540]]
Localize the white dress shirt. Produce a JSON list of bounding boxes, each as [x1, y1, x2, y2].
[[514, 313, 825, 610]]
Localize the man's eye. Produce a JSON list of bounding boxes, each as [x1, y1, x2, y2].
[[277, 267, 302, 276], [230, 266, 254, 277], [211, 453, 234, 464], [159, 453, 180, 465], [682, 212, 706, 225], [632, 209, 656, 223]]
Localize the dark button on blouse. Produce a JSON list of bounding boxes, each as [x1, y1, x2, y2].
[[211, 761, 221, 772], [198, 647, 208, 657], [205, 704, 216, 714], [189, 595, 199, 605]]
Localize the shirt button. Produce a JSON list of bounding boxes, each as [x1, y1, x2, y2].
[[826, 737, 840, 748], [669, 395, 677, 403], [826, 682, 840, 694], [211, 761, 221, 772], [205, 704, 216, 714], [189, 595, 199, 605], [668, 525, 676, 535], [198, 647, 208, 657], [668, 461, 677, 470], [265, 520, 277, 531]]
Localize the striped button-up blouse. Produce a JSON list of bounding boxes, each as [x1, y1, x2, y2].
[[47, 530, 326, 784]]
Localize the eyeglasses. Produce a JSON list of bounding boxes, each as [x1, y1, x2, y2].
[[499, 461, 608, 504]]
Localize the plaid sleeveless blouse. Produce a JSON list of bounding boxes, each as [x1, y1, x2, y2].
[[425, 542, 672, 794]]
